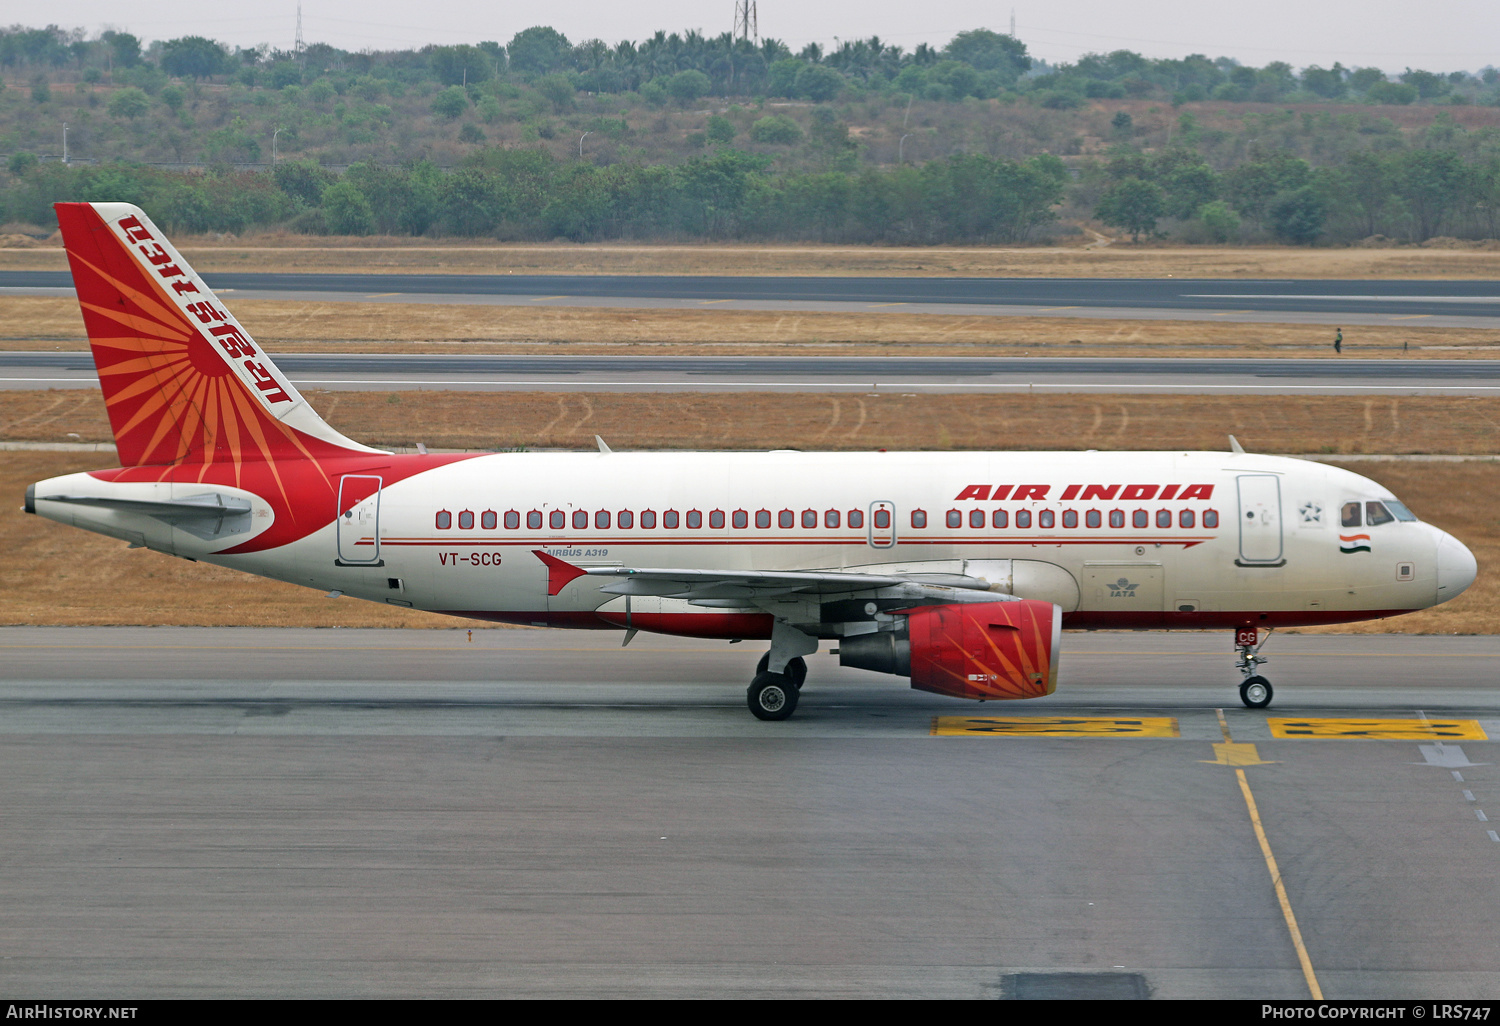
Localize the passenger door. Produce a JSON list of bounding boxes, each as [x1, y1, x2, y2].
[[1237, 474, 1284, 565]]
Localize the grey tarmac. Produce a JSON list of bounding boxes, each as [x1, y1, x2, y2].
[[3, 352, 1499, 396], [2, 627, 1498, 998]]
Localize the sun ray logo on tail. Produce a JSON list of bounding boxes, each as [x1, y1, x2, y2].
[[1339, 533, 1372, 554]]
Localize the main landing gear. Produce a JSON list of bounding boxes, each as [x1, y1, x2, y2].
[[748, 653, 807, 721], [1234, 626, 1274, 709]]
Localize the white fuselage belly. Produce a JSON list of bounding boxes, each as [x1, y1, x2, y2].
[[101, 449, 1449, 636]]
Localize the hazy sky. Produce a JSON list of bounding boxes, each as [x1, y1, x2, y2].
[[46, 1, 1500, 73]]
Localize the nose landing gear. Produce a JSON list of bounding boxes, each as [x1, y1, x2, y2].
[[1234, 626, 1274, 708]]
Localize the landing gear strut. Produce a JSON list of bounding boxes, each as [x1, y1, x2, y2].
[[1234, 626, 1274, 709]]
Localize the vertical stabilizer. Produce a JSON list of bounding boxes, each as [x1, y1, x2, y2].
[[54, 202, 380, 467]]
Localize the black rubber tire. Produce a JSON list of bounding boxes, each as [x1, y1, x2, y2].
[[755, 654, 807, 689], [747, 672, 799, 720], [1239, 676, 1274, 709]]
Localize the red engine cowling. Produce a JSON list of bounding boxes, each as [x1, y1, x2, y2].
[[906, 600, 1061, 700]]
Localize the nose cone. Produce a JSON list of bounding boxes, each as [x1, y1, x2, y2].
[[1435, 530, 1478, 604]]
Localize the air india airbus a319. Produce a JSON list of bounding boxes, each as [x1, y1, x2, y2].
[[24, 203, 1479, 719]]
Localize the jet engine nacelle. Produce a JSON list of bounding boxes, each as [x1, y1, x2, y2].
[[839, 600, 1061, 701]]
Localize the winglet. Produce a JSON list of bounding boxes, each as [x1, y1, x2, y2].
[[533, 549, 590, 596], [1228, 434, 1246, 454], [595, 435, 612, 454]]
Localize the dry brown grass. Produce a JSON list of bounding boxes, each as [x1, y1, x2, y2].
[[4, 295, 1497, 359], [5, 389, 1498, 456], [5, 240, 1500, 279], [4, 450, 1492, 632]]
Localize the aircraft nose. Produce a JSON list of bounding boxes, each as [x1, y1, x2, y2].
[[1435, 530, 1478, 603]]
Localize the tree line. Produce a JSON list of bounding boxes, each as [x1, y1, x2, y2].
[[1, 148, 1069, 243], [6, 142, 1499, 246], [3, 22, 1497, 109]]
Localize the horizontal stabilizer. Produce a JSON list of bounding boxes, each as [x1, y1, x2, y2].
[[40, 493, 252, 519]]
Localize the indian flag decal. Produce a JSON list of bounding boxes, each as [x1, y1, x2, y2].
[[1339, 533, 1372, 554]]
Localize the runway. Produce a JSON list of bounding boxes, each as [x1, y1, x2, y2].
[[3, 351, 1498, 395], [5, 272, 1500, 328], [3, 626, 1499, 998]]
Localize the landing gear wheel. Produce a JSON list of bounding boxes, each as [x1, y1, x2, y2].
[[747, 673, 799, 720], [1239, 676, 1273, 709], [755, 654, 807, 689]]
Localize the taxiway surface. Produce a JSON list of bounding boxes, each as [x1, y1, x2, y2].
[[3, 352, 1498, 396], [5, 273, 1500, 329], [2, 626, 1498, 998]]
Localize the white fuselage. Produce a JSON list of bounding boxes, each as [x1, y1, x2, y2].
[[33, 449, 1477, 639]]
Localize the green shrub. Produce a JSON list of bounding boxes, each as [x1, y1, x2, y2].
[[749, 114, 803, 145], [430, 86, 469, 120]]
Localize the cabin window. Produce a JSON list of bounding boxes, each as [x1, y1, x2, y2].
[[1109, 509, 1125, 528], [709, 510, 725, 529], [733, 510, 748, 529], [910, 509, 927, 528], [504, 510, 520, 530], [573, 510, 588, 530], [686, 510, 702, 529], [663, 510, 680, 529], [756, 509, 771, 529], [1086, 510, 1101, 528], [641, 510, 657, 529], [527, 511, 543, 530], [992, 509, 1008, 528], [1341, 502, 1362, 528], [458, 510, 475, 530], [848, 509, 864, 528], [481, 510, 497, 530], [1133, 509, 1148, 528], [969, 509, 985, 529], [1016, 510, 1032, 528], [1366, 501, 1394, 526], [874, 509, 890, 530], [1204, 509, 1219, 528], [1157, 509, 1172, 528], [825, 509, 841, 528], [595, 510, 611, 530], [618, 510, 634, 529], [436, 510, 452, 530], [549, 511, 565, 530], [1062, 509, 1078, 529], [1038, 510, 1055, 529], [1179, 509, 1195, 528], [947, 509, 962, 529], [779, 509, 795, 529], [802, 509, 817, 529]]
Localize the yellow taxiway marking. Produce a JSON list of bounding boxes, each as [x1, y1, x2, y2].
[[868, 302, 908, 308], [531, 295, 569, 301], [1204, 742, 1277, 766], [1216, 709, 1322, 1000], [1269, 718, 1488, 740], [699, 299, 733, 304], [363, 292, 400, 298], [930, 716, 1179, 737]]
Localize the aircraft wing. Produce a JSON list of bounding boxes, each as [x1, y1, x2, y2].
[[532, 550, 1006, 606]]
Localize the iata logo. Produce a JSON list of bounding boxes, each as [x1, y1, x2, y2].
[[1107, 577, 1139, 598]]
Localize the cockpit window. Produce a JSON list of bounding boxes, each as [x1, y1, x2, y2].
[[1341, 502, 1362, 528], [1365, 501, 1394, 526], [1384, 500, 1418, 522]]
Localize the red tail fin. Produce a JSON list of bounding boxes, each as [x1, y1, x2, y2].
[[55, 202, 378, 467]]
